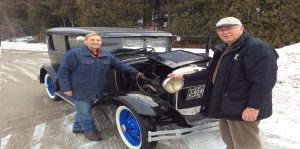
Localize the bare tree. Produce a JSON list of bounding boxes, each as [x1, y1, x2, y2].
[[0, 10, 17, 41]]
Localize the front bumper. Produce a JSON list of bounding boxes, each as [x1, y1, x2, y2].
[[148, 119, 219, 142]]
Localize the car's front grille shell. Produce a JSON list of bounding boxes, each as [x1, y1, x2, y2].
[[175, 80, 206, 109]]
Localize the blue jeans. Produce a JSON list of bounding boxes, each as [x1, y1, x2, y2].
[[73, 100, 96, 133]]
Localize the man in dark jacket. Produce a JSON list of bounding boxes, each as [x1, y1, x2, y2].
[[168, 17, 278, 149], [57, 32, 143, 141]]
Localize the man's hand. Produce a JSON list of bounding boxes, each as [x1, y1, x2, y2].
[[136, 72, 144, 78], [167, 73, 184, 80], [64, 91, 73, 96], [242, 107, 259, 121]]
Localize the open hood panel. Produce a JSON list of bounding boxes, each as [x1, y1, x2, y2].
[[150, 50, 209, 68]]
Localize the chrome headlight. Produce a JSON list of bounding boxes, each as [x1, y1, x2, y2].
[[162, 78, 184, 93]]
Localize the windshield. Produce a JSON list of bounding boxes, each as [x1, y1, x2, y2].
[[102, 37, 170, 53]]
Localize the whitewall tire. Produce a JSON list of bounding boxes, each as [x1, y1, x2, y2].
[[115, 105, 157, 149]]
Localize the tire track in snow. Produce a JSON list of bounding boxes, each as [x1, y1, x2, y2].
[[0, 71, 20, 82], [1, 65, 16, 72], [13, 58, 48, 69], [5, 63, 37, 80], [1, 134, 12, 149], [32, 123, 46, 140], [1, 52, 49, 82], [1, 62, 36, 81], [30, 143, 41, 149], [30, 123, 46, 149]]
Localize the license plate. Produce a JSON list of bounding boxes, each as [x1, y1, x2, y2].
[[186, 85, 205, 100]]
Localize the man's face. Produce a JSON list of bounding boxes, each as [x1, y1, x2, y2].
[[216, 25, 244, 45], [84, 35, 102, 50]]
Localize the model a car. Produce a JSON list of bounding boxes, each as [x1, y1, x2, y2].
[[39, 27, 215, 149]]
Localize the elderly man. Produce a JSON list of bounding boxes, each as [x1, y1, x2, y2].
[[168, 17, 278, 149], [58, 32, 143, 141]]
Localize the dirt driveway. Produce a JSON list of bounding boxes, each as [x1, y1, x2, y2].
[[0, 49, 222, 149]]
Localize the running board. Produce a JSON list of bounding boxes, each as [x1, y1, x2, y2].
[[56, 92, 74, 106], [148, 121, 219, 142]]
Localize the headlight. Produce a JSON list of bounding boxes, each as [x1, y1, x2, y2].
[[162, 78, 184, 93]]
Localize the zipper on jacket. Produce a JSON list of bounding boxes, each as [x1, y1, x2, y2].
[[217, 54, 236, 115]]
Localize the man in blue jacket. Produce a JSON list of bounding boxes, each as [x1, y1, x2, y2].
[[57, 32, 143, 141], [168, 17, 278, 149]]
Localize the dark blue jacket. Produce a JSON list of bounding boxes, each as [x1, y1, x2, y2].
[[185, 32, 278, 120], [57, 46, 139, 101]]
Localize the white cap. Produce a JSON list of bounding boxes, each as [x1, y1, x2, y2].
[[216, 17, 242, 28]]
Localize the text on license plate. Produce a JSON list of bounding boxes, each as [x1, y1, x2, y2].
[[186, 85, 205, 100]]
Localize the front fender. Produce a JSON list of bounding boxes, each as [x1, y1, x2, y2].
[[39, 63, 57, 83], [111, 91, 168, 116], [39, 63, 59, 91], [96, 91, 192, 127]]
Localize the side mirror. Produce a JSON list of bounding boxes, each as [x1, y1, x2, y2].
[[76, 36, 85, 42], [173, 35, 181, 41]]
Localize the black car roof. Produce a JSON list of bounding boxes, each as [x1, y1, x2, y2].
[[46, 27, 172, 37]]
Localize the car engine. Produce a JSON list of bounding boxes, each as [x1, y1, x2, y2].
[[123, 50, 209, 115]]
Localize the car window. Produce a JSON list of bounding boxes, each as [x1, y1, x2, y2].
[[146, 37, 169, 52], [102, 38, 124, 50], [52, 34, 67, 52], [102, 37, 169, 53], [68, 36, 85, 49], [47, 35, 54, 51]]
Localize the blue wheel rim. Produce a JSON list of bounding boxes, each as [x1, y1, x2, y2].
[[46, 76, 55, 97], [119, 108, 141, 146]]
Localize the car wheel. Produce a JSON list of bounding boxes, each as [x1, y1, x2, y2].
[[116, 105, 157, 149], [44, 74, 59, 100]]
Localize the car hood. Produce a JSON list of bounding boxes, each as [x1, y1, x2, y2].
[[149, 50, 209, 68], [115, 50, 209, 68], [116, 54, 149, 63]]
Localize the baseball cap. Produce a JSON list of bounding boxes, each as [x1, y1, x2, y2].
[[216, 17, 242, 28]]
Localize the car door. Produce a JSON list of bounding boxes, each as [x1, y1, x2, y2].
[[47, 34, 68, 72]]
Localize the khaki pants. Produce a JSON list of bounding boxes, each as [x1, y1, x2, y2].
[[219, 119, 261, 149]]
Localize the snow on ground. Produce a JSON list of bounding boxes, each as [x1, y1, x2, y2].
[[1, 41, 47, 52], [260, 43, 300, 149], [1, 40, 300, 149]]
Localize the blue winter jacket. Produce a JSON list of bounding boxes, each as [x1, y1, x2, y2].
[[57, 46, 139, 101]]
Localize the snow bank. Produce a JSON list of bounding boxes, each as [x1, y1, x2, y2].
[[1, 41, 47, 51]]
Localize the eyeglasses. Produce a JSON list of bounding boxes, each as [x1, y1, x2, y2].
[[216, 25, 240, 32]]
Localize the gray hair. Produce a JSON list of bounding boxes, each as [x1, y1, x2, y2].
[[84, 32, 101, 40]]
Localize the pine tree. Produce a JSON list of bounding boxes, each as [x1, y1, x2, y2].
[[76, 0, 144, 27]]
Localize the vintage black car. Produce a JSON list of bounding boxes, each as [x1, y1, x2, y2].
[[39, 27, 215, 149]]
